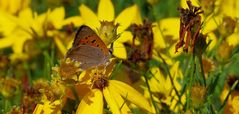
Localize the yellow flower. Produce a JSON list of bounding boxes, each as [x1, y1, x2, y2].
[[221, 84, 239, 114], [76, 61, 153, 114], [0, 7, 82, 60], [33, 99, 62, 114], [79, 0, 141, 59], [76, 80, 153, 114], [0, 0, 30, 14], [144, 61, 186, 112]]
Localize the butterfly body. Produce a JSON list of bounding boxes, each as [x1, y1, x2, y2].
[[66, 25, 110, 70]]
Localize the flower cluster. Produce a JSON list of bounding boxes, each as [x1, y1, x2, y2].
[[1, 0, 239, 114]]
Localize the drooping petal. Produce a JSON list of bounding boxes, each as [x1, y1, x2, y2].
[[54, 36, 67, 55], [98, 0, 114, 21], [79, 4, 100, 29], [103, 87, 120, 114], [115, 5, 137, 33], [76, 89, 103, 114], [108, 82, 132, 114], [110, 80, 153, 113]]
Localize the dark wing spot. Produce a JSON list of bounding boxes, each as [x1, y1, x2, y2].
[[91, 39, 96, 44], [96, 44, 99, 47]]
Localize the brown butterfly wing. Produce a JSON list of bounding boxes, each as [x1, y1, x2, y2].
[[66, 45, 109, 70], [72, 25, 109, 55]]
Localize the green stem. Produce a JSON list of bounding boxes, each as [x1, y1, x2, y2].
[[219, 80, 239, 111], [198, 55, 206, 86], [143, 72, 159, 114]]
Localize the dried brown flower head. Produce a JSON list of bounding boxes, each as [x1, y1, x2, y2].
[[175, 0, 203, 53]]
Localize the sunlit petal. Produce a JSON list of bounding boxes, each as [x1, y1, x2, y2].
[[112, 42, 127, 59], [108, 83, 132, 114], [103, 87, 121, 114], [63, 16, 83, 27], [98, 0, 114, 21], [180, 0, 199, 8], [48, 7, 65, 29], [76, 89, 103, 114], [33, 100, 62, 114], [79, 4, 100, 29], [0, 37, 14, 49], [54, 36, 67, 55], [116, 31, 133, 43], [115, 5, 137, 33], [110, 80, 153, 113], [152, 22, 166, 48], [226, 33, 239, 47]]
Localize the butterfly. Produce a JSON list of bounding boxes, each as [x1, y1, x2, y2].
[[66, 25, 110, 70]]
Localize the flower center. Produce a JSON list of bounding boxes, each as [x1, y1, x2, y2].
[[92, 72, 109, 90]]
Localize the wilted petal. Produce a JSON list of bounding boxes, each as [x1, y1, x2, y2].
[[103, 87, 120, 114], [76, 89, 103, 114], [79, 4, 100, 29], [110, 80, 153, 113], [98, 0, 114, 21], [115, 5, 137, 33]]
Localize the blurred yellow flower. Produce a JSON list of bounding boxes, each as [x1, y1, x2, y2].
[[0, 0, 30, 14], [0, 7, 83, 60], [79, 0, 142, 59], [144, 61, 186, 112]]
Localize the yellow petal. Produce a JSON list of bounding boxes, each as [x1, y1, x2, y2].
[[33, 100, 62, 114], [116, 31, 133, 43], [0, 37, 14, 49], [63, 16, 83, 27], [202, 15, 222, 34], [79, 4, 100, 29], [76, 89, 103, 114], [98, 0, 114, 21], [159, 18, 180, 40], [103, 87, 121, 114], [49, 7, 65, 29], [0, 11, 18, 35], [220, 0, 239, 18], [112, 42, 127, 59], [115, 5, 137, 33], [152, 22, 166, 48], [54, 36, 67, 55], [18, 8, 33, 31], [108, 84, 132, 114], [226, 33, 239, 47], [180, 0, 200, 8], [110, 80, 153, 113], [132, 6, 142, 25]]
